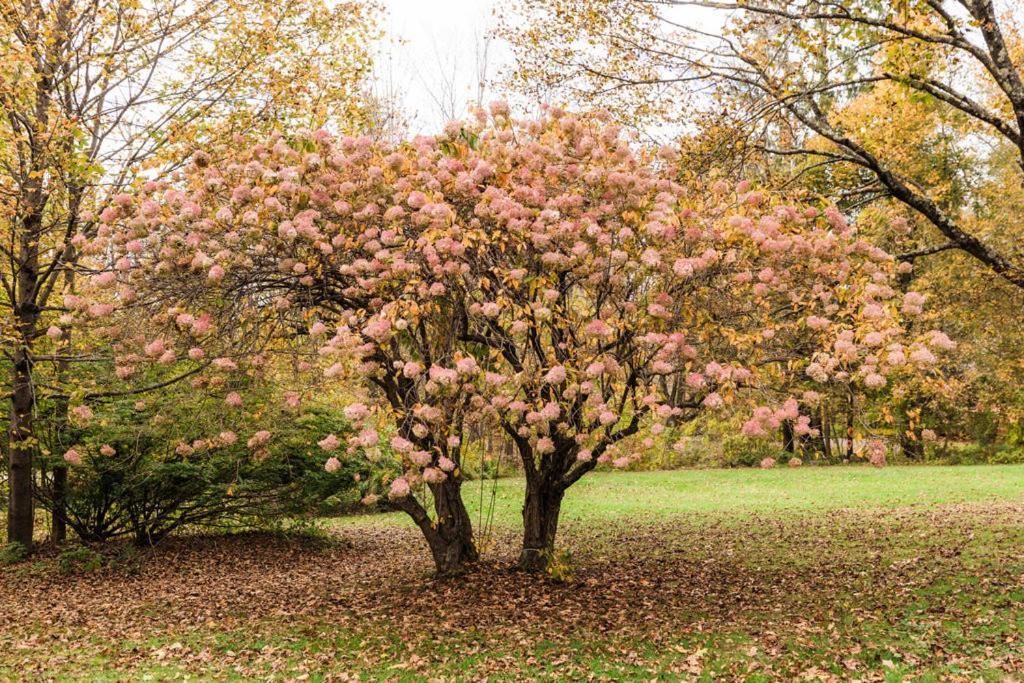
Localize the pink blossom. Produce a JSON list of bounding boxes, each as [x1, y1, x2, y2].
[[247, 431, 272, 448], [324, 456, 342, 473], [702, 393, 724, 409], [390, 436, 413, 452], [861, 303, 885, 320], [806, 316, 830, 331], [910, 347, 936, 365], [584, 319, 613, 337], [388, 477, 411, 499], [868, 440, 887, 468], [343, 403, 370, 421], [864, 373, 887, 389], [356, 428, 379, 447], [225, 392, 243, 407], [544, 365, 567, 384], [741, 419, 766, 438], [63, 448, 83, 466], [927, 330, 956, 351], [144, 339, 167, 356], [455, 356, 479, 375], [71, 404, 94, 423], [318, 433, 341, 451], [407, 191, 428, 209], [409, 449, 431, 467], [422, 467, 447, 483]]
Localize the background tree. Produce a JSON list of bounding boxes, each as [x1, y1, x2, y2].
[[502, 0, 1024, 452], [0, 0, 380, 548], [503, 0, 1024, 285]]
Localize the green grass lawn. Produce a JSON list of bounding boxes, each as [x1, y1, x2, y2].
[[3, 464, 1024, 681], [338, 463, 1024, 530]]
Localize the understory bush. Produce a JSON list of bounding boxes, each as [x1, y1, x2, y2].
[[926, 442, 1024, 465], [34, 378, 394, 545]]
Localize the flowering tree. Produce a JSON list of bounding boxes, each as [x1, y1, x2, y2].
[[96, 106, 947, 573]]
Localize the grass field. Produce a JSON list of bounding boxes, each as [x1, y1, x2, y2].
[[2, 464, 1024, 680], [339, 463, 1024, 529]]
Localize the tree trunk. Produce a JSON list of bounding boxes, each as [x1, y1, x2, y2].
[[397, 476, 478, 576], [51, 243, 77, 546], [821, 405, 833, 461], [800, 410, 827, 459], [846, 395, 856, 461], [427, 476, 478, 575], [781, 421, 795, 454], [518, 476, 564, 571], [7, 354, 36, 548], [51, 466, 67, 543]]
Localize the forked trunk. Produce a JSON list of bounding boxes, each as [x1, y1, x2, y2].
[[397, 476, 478, 576], [518, 477, 564, 571], [427, 476, 478, 575]]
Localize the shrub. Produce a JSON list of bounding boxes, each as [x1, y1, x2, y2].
[[35, 383, 383, 544], [0, 542, 28, 565], [57, 546, 105, 574], [721, 434, 791, 468]]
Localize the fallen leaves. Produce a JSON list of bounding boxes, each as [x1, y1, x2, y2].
[[0, 502, 1022, 680]]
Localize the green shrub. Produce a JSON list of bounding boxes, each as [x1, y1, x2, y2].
[[985, 446, 1024, 465], [34, 381, 389, 544], [57, 546, 104, 574], [924, 441, 1024, 465], [0, 542, 28, 565], [720, 434, 791, 468]]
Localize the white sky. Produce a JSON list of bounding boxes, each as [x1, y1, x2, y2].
[[377, 0, 724, 134], [377, 0, 504, 133]]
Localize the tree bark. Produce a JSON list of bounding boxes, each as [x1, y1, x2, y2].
[[846, 397, 856, 461], [781, 421, 795, 454], [51, 466, 67, 543], [518, 474, 564, 571], [427, 476, 478, 575], [8, 216, 42, 548], [50, 243, 78, 546], [396, 476, 478, 576], [821, 405, 833, 461], [8, 350, 37, 548], [6, 3, 58, 551]]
